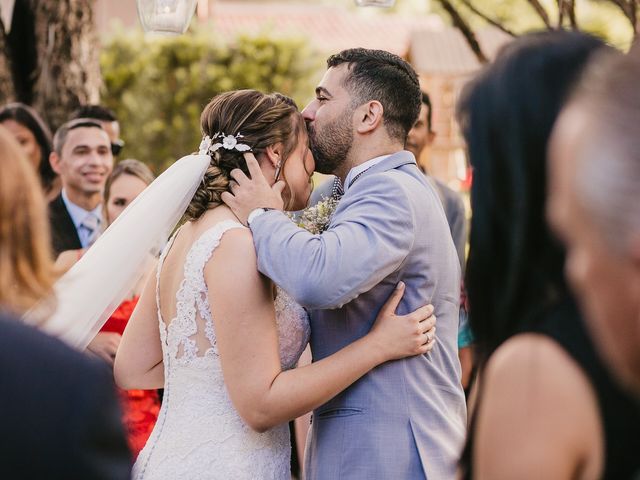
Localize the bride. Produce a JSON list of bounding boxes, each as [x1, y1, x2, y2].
[[111, 90, 436, 479]]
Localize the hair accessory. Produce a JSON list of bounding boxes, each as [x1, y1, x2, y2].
[[199, 132, 251, 156]]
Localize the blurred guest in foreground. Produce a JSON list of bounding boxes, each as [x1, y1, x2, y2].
[[0, 102, 60, 200], [99, 159, 161, 457], [548, 49, 640, 399], [458, 31, 640, 479], [0, 125, 131, 479]]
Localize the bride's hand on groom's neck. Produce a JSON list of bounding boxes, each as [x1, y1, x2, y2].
[[221, 153, 285, 226]]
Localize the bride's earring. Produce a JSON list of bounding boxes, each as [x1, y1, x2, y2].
[[274, 161, 282, 182]]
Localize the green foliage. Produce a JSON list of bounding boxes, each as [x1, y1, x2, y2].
[[101, 27, 321, 171]]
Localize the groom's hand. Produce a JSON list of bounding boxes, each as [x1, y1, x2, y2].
[[221, 152, 286, 226]]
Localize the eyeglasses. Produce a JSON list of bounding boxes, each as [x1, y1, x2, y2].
[[111, 139, 125, 156]]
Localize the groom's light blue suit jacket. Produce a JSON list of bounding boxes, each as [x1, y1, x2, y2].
[[250, 151, 466, 479]]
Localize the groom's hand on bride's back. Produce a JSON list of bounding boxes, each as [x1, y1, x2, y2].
[[221, 152, 286, 225], [368, 282, 437, 362]]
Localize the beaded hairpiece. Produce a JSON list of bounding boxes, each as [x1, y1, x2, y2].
[[198, 132, 251, 156]]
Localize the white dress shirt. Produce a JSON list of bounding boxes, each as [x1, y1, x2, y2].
[[343, 154, 391, 194]]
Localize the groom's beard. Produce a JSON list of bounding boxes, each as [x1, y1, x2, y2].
[[307, 110, 353, 175]]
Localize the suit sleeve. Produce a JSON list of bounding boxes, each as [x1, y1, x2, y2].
[[250, 172, 415, 310], [448, 194, 467, 272], [77, 362, 132, 479]]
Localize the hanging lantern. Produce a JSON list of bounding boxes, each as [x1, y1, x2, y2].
[[136, 0, 199, 35], [354, 0, 396, 6]]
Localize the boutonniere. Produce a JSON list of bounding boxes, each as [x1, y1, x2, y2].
[[293, 196, 339, 234]]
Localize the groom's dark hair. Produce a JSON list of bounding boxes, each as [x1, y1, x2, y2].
[[327, 48, 421, 142]]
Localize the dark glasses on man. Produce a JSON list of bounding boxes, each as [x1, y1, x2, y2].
[[111, 139, 125, 156]]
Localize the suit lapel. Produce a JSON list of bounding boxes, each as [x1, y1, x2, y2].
[[48, 194, 82, 256]]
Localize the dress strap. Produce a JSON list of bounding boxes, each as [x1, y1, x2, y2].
[[156, 228, 182, 320], [183, 220, 248, 289], [161, 219, 247, 359]]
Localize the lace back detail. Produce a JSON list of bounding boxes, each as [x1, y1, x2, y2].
[[156, 219, 247, 365]]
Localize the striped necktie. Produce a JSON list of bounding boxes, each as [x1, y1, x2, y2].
[[81, 213, 101, 247], [331, 176, 344, 200]]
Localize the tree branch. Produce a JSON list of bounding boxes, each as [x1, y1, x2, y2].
[[436, 0, 489, 64], [556, 0, 565, 27], [599, 0, 638, 40], [31, 0, 101, 130], [458, 0, 517, 37], [568, 0, 579, 29], [524, 0, 553, 29], [601, 0, 633, 24]]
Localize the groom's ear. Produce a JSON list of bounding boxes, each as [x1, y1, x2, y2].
[[264, 142, 284, 168], [356, 101, 384, 134]]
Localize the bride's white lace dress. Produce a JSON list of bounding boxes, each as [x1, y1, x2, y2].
[[133, 220, 310, 480]]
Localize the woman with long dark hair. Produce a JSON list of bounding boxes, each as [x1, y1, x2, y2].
[[458, 31, 640, 479], [0, 103, 59, 200]]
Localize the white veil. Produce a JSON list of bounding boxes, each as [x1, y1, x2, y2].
[[25, 153, 211, 350]]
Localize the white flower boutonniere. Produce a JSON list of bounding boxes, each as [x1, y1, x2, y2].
[[294, 196, 339, 234]]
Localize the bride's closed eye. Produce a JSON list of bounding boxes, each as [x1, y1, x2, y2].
[[112, 198, 127, 207]]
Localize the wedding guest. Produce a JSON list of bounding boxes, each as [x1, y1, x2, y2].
[[0, 125, 131, 479], [48, 118, 114, 257], [0, 125, 55, 316], [548, 50, 640, 399], [0, 102, 60, 200], [458, 31, 640, 479], [48, 119, 115, 362], [99, 159, 161, 457], [73, 104, 125, 157]]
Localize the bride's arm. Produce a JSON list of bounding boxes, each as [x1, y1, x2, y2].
[[114, 272, 165, 390], [209, 229, 433, 433]]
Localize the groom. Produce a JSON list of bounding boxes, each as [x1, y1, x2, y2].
[[224, 48, 466, 479]]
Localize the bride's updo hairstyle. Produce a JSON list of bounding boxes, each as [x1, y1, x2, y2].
[[185, 89, 306, 220]]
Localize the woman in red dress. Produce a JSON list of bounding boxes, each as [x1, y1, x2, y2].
[[100, 159, 160, 457]]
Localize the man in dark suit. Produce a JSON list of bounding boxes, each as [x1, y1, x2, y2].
[[0, 312, 131, 478], [49, 118, 116, 363], [48, 118, 113, 257]]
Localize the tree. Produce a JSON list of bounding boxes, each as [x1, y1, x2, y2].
[[100, 28, 320, 171], [0, 20, 16, 101], [0, 0, 100, 130]]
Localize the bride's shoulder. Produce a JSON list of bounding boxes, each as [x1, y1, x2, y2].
[[203, 220, 255, 262]]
